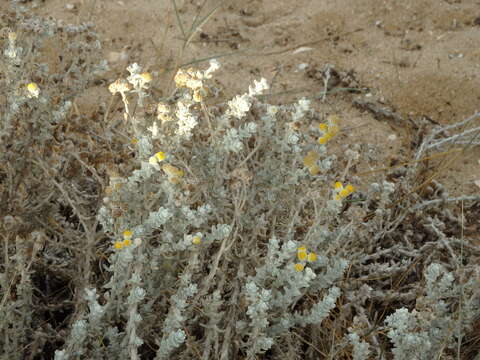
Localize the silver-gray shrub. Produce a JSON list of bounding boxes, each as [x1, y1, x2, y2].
[[2, 3, 480, 359]]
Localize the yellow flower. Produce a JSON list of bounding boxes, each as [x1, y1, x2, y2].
[[154, 152, 166, 162], [334, 181, 355, 200], [318, 115, 340, 144], [192, 236, 202, 245], [297, 246, 308, 260], [26, 82, 40, 98], [149, 152, 167, 168], [123, 239, 132, 247], [307, 252, 317, 262], [140, 72, 152, 83], [319, 123, 328, 132], [114, 241, 123, 250], [294, 263, 305, 272], [339, 188, 349, 198], [123, 230, 133, 240]]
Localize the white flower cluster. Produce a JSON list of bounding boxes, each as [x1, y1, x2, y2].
[[126, 63, 150, 90], [227, 78, 269, 119], [175, 99, 198, 140], [124, 63, 152, 106], [292, 97, 310, 122]]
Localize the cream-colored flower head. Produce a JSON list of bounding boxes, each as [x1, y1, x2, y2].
[[108, 79, 131, 95]]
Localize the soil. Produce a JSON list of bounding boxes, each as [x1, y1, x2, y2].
[[6, 0, 480, 195]]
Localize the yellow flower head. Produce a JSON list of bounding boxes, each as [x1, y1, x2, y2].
[[334, 181, 355, 200], [339, 188, 349, 198], [318, 136, 328, 145], [192, 236, 202, 245], [26, 82, 40, 98], [122, 239, 132, 247], [345, 184, 355, 193], [318, 115, 341, 144], [297, 246, 308, 261], [114, 241, 124, 250], [319, 123, 328, 132], [140, 72, 153, 83], [154, 152, 166, 162], [123, 230, 133, 240], [294, 263, 305, 272], [298, 251, 307, 261], [307, 252, 317, 262]]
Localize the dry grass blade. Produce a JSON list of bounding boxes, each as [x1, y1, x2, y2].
[[183, 1, 224, 50], [171, 0, 186, 39]]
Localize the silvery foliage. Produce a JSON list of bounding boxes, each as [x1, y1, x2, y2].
[[348, 332, 371, 360], [155, 273, 198, 359], [385, 263, 476, 359], [385, 308, 433, 360], [242, 236, 347, 348]]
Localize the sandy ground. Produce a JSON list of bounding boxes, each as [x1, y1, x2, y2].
[[7, 0, 480, 194]]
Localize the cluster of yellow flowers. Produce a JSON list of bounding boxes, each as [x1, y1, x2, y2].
[[294, 245, 317, 272], [302, 115, 343, 175], [318, 114, 340, 145], [334, 182, 355, 201], [148, 151, 184, 184], [114, 230, 133, 250]]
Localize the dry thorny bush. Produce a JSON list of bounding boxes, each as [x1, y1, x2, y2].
[[1, 3, 480, 360]]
